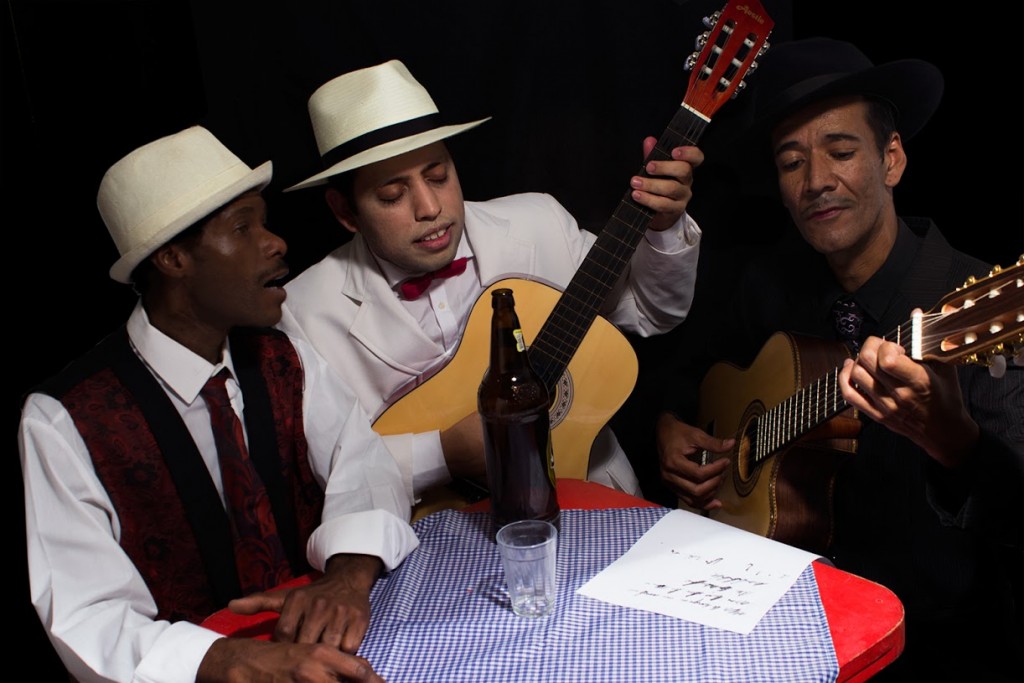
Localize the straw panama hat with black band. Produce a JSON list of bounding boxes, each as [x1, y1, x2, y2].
[[285, 59, 491, 192], [99, 125, 272, 284]]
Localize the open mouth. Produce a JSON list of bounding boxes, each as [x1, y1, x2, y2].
[[262, 268, 289, 288], [415, 225, 449, 244]]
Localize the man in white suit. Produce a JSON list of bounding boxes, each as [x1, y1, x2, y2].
[[279, 60, 703, 504]]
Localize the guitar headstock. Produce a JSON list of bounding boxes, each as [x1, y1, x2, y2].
[[683, 0, 774, 120], [917, 255, 1024, 374]]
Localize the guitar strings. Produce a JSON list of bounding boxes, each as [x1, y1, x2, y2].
[[531, 110, 708, 376], [890, 276, 1020, 357]]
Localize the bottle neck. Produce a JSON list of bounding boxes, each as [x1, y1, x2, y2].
[[490, 309, 528, 372]]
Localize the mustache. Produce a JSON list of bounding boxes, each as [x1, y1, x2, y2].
[[801, 196, 852, 218]]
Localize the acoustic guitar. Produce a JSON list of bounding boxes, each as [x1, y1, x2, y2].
[[687, 256, 1024, 554], [373, 0, 776, 516]]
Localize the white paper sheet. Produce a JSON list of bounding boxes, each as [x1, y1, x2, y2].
[[576, 509, 823, 634]]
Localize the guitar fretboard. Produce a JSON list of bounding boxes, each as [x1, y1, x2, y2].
[[753, 367, 850, 464], [528, 104, 709, 396], [752, 321, 915, 463]]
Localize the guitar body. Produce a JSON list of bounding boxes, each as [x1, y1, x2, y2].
[[692, 332, 860, 554], [373, 278, 638, 517]]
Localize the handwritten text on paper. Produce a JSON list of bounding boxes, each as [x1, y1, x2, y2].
[[577, 510, 821, 634]]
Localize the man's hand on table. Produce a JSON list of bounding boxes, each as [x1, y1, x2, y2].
[[228, 553, 383, 653], [197, 637, 385, 683]]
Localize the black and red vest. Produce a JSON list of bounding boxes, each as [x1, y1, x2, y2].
[[35, 326, 325, 624]]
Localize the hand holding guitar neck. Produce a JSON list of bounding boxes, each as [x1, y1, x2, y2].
[[838, 256, 1024, 466]]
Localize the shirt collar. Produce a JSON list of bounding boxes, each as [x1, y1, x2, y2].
[[126, 301, 236, 404], [851, 220, 921, 324]]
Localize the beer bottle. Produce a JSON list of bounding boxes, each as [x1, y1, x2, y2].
[[478, 288, 560, 533]]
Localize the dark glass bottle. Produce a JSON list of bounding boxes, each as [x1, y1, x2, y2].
[[478, 288, 560, 533]]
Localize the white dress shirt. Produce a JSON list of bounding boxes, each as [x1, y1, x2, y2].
[[19, 302, 419, 683]]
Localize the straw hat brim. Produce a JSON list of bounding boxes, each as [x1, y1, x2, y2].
[[284, 118, 489, 193]]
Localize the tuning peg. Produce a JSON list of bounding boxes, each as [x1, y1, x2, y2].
[[684, 52, 699, 71], [730, 80, 747, 99], [989, 353, 1008, 379], [759, 40, 771, 57], [703, 10, 721, 29], [695, 31, 710, 51]]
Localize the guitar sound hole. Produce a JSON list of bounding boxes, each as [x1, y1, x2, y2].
[[732, 403, 764, 497]]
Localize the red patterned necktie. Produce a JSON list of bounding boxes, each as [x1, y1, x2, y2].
[[200, 369, 293, 595], [399, 257, 469, 300]]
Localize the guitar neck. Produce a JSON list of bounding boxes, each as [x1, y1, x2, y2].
[[528, 105, 709, 395], [752, 366, 851, 465]]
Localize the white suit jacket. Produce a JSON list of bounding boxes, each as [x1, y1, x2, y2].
[[280, 192, 700, 494]]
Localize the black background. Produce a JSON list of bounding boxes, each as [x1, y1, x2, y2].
[[6, 1, 1022, 676]]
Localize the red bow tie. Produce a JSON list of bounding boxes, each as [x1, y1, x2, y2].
[[398, 257, 469, 300]]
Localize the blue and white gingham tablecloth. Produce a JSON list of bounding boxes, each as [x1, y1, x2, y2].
[[357, 507, 839, 683]]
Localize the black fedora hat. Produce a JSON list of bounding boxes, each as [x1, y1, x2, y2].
[[748, 36, 944, 143], [709, 37, 944, 196]]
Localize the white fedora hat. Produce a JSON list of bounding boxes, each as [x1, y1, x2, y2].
[[285, 59, 490, 192], [99, 125, 272, 283]]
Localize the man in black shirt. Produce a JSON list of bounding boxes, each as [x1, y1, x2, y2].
[[658, 38, 1023, 682]]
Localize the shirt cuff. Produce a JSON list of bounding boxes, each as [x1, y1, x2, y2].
[[306, 509, 420, 573], [644, 213, 701, 253], [133, 621, 223, 683]]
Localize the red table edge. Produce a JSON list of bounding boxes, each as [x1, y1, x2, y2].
[[813, 562, 905, 682], [202, 478, 905, 681]]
